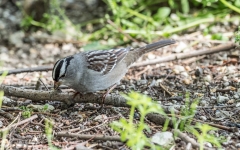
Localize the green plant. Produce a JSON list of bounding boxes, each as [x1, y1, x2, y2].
[[0, 130, 8, 150], [19, 106, 32, 118], [111, 91, 167, 149], [235, 26, 240, 45], [178, 92, 199, 130], [21, 0, 82, 39], [0, 114, 19, 150], [20, 0, 239, 47], [111, 91, 223, 149], [0, 66, 7, 150], [45, 119, 59, 150], [0, 70, 7, 108], [172, 92, 223, 149], [187, 123, 223, 150], [97, 0, 238, 42]]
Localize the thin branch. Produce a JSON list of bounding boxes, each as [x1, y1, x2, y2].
[[0, 114, 38, 133], [132, 43, 236, 67], [56, 132, 121, 141], [0, 85, 128, 107], [0, 66, 52, 75], [0, 85, 171, 127], [193, 119, 237, 132], [0, 109, 14, 120]]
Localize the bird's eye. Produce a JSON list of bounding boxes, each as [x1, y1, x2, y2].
[[61, 74, 65, 78]]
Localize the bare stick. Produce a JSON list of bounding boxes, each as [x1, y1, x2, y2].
[[0, 85, 172, 128], [0, 109, 14, 120], [0, 85, 128, 107], [132, 43, 236, 67], [0, 66, 52, 75], [56, 132, 121, 141], [192, 119, 237, 132], [14, 144, 48, 149], [0, 114, 38, 133]]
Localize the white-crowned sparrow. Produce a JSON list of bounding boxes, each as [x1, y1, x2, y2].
[[52, 39, 175, 93]]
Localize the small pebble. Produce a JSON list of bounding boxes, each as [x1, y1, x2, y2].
[[139, 79, 147, 85], [233, 94, 239, 99], [235, 143, 240, 148], [173, 65, 185, 74], [215, 110, 221, 118], [227, 99, 234, 104], [204, 142, 212, 148], [143, 91, 149, 95], [236, 103, 240, 107], [203, 75, 212, 82], [195, 67, 203, 77], [174, 42, 188, 53], [151, 132, 174, 146], [199, 100, 207, 106], [217, 95, 229, 103], [181, 71, 189, 77], [119, 85, 126, 90], [210, 96, 217, 101], [183, 78, 191, 85], [94, 114, 107, 122], [199, 116, 207, 121], [223, 82, 229, 87]]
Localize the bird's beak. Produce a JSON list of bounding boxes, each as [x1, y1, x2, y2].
[[54, 81, 61, 90]]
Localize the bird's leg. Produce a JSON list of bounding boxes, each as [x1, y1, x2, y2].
[[99, 83, 118, 110], [73, 91, 79, 99]]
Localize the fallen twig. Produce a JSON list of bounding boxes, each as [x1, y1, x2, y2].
[[0, 109, 14, 120], [182, 55, 206, 64], [13, 144, 48, 149], [132, 43, 236, 67], [0, 66, 52, 75], [159, 83, 174, 96], [179, 37, 234, 44], [67, 120, 108, 133], [56, 132, 121, 141], [0, 85, 171, 127], [193, 119, 237, 132], [0, 114, 38, 133], [0, 85, 128, 107]]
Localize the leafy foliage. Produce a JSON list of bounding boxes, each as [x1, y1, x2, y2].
[[111, 92, 167, 149], [20, 106, 33, 118], [0, 70, 7, 108], [235, 26, 240, 45], [20, 0, 240, 45], [111, 92, 224, 149], [21, 0, 82, 39], [0, 68, 7, 150], [187, 123, 223, 150], [45, 119, 59, 150]]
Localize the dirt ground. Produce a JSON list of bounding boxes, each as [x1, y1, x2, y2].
[[1, 1, 240, 150]]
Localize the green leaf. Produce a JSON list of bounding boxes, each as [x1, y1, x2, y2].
[[156, 7, 171, 19], [181, 0, 190, 14], [235, 0, 240, 7]]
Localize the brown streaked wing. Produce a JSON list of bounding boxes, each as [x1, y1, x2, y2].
[[86, 48, 130, 75]]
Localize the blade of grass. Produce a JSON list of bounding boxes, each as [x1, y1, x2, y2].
[[123, 17, 215, 36], [124, 7, 158, 26], [220, 0, 240, 14]]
